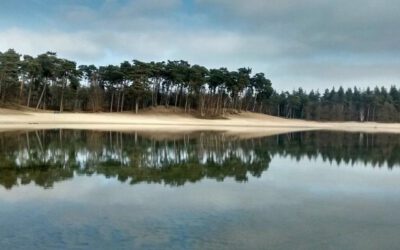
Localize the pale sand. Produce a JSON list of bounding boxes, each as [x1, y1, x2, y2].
[[0, 107, 399, 135]]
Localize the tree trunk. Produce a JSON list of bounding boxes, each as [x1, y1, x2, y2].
[[19, 76, 24, 104], [36, 81, 47, 110], [359, 107, 365, 122], [252, 99, 257, 112], [0, 75, 3, 103], [201, 97, 205, 117], [277, 104, 280, 117], [60, 79, 65, 112], [74, 89, 79, 111], [372, 106, 376, 121], [135, 99, 139, 114], [215, 91, 220, 116], [174, 84, 181, 110], [116, 90, 121, 113], [152, 82, 156, 107], [1, 85, 6, 103], [222, 97, 227, 116], [27, 78, 33, 107], [121, 91, 125, 112], [91, 94, 96, 112], [110, 91, 114, 112], [185, 91, 189, 112], [166, 89, 170, 108], [154, 81, 160, 106], [199, 91, 205, 117]]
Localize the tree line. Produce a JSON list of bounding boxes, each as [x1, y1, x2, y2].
[[0, 49, 272, 117], [269, 87, 400, 122], [1, 48, 400, 121]]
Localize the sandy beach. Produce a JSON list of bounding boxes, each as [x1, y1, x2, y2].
[[0, 107, 399, 134]]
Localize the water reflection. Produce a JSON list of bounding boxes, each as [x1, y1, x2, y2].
[[0, 130, 399, 189]]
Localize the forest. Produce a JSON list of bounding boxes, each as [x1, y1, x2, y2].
[[1, 48, 400, 122]]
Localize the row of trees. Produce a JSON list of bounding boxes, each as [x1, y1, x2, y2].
[[269, 86, 400, 122], [0, 49, 272, 117], [1, 48, 400, 121]]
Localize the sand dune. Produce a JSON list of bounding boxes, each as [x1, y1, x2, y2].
[[0, 107, 399, 134]]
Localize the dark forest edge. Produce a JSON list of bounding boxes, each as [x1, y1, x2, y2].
[[1, 49, 400, 121]]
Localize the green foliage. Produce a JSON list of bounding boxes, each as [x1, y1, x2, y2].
[[0, 49, 21, 102]]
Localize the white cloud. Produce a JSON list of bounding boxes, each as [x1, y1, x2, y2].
[[0, 27, 279, 71], [0, 28, 104, 61]]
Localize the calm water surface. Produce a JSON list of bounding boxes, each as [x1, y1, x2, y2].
[[0, 130, 400, 250]]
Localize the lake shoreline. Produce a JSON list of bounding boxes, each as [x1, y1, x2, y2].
[[1, 107, 400, 134]]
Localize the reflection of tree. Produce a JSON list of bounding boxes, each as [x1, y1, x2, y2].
[[0, 131, 271, 189], [269, 132, 400, 168], [0, 130, 399, 189]]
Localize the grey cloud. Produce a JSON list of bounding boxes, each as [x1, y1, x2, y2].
[[1, 0, 400, 89], [0, 28, 105, 61], [0, 27, 272, 69], [192, 0, 400, 88], [271, 62, 400, 91], [60, 0, 183, 31], [196, 0, 400, 56]]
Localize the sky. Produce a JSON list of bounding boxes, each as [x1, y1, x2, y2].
[[1, 0, 400, 91]]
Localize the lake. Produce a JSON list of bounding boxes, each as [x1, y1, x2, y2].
[[0, 130, 400, 250]]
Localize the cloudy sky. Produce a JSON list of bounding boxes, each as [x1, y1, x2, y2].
[[1, 0, 399, 90]]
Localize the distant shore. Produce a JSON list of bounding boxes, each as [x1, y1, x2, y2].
[[0, 107, 400, 135]]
